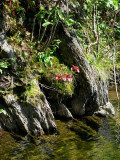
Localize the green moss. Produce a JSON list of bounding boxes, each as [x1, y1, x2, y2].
[[32, 56, 75, 97], [40, 57, 75, 96], [83, 116, 101, 130], [5, 8, 75, 99], [21, 79, 43, 105], [39, 119, 98, 160], [68, 119, 98, 139]]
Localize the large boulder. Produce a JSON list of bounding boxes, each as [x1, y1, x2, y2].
[[0, 79, 57, 136], [56, 25, 113, 116]]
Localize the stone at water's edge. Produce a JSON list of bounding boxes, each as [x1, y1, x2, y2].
[[0, 80, 57, 136], [53, 103, 73, 119], [95, 102, 115, 117]]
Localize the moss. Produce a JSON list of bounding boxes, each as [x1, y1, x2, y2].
[[40, 57, 75, 96], [68, 119, 98, 140], [40, 119, 98, 159], [83, 116, 101, 130], [9, 18, 18, 35], [21, 79, 42, 105], [39, 92, 46, 103], [3, 6, 75, 98], [32, 56, 75, 97], [4, 6, 75, 99]]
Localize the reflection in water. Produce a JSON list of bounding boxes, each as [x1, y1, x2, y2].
[[109, 88, 120, 145], [0, 89, 120, 160]]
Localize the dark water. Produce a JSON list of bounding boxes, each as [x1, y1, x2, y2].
[[0, 89, 120, 160]]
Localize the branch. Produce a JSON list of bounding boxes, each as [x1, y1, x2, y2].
[[43, 18, 59, 51], [31, 16, 37, 42], [39, 0, 61, 44], [39, 82, 57, 91], [113, 42, 119, 104], [88, 4, 99, 54]]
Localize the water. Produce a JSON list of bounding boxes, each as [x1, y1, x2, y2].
[[0, 88, 120, 160]]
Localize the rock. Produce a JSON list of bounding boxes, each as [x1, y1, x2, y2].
[[83, 116, 101, 131], [105, 102, 115, 115], [71, 98, 85, 116], [0, 79, 57, 136], [0, 4, 11, 33], [95, 102, 115, 117], [56, 25, 109, 116], [68, 119, 97, 140], [0, 1, 114, 137], [57, 103, 73, 119], [0, 32, 16, 69], [0, 5, 17, 69]]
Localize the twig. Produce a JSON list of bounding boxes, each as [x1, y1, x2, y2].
[[66, 0, 69, 17], [88, 4, 99, 54], [0, 82, 10, 86], [39, 0, 61, 44], [31, 16, 37, 42], [38, 1, 42, 39], [43, 18, 59, 51], [38, 20, 42, 39], [113, 42, 119, 104], [39, 82, 57, 91]]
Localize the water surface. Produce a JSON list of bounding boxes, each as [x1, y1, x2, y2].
[[0, 88, 120, 160]]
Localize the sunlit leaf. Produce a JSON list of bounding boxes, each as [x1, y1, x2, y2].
[[0, 109, 7, 115], [57, 9, 64, 20], [0, 69, 2, 74], [42, 21, 52, 27]]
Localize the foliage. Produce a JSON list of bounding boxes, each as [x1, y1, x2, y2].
[[38, 39, 61, 66], [38, 56, 75, 96], [70, 0, 120, 78], [1, 0, 120, 98], [22, 79, 41, 103], [0, 109, 7, 115], [0, 60, 10, 74]]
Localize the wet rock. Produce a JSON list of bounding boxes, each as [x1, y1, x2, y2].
[[71, 98, 85, 116], [95, 102, 115, 117], [57, 103, 73, 119], [83, 116, 101, 130], [68, 119, 98, 140]]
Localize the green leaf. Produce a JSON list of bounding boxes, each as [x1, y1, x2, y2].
[[0, 90, 4, 93], [16, 6, 25, 12], [83, 4, 87, 10], [65, 18, 75, 26], [0, 109, 7, 115], [36, 13, 45, 19], [42, 21, 51, 27], [0, 69, 2, 74], [57, 9, 64, 20], [12, 0, 17, 3], [67, 15, 73, 18], [11, 58, 16, 62], [0, 62, 9, 68], [40, 5, 45, 11]]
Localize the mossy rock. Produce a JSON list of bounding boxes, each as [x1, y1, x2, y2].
[[67, 119, 98, 140], [34, 57, 75, 97], [83, 116, 102, 131]]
